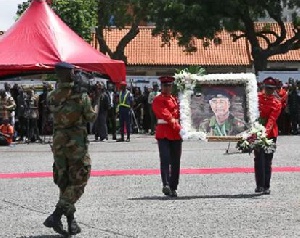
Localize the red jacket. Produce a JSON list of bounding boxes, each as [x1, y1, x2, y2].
[[152, 93, 181, 140], [258, 92, 282, 138], [0, 123, 14, 144], [276, 88, 288, 109]]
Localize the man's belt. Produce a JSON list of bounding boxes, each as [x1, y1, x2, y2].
[[157, 119, 178, 124]]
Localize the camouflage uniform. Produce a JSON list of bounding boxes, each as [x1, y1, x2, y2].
[[44, 62, 96, 236], [48, 81, 96, 215], [199, 114, 246, 136]]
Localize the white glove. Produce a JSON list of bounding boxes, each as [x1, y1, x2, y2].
[[179, 129, 187, 140]]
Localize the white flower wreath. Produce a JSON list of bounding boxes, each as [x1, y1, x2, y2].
[[237, 121, 276, 154]]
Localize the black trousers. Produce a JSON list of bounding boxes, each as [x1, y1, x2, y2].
[[107, 107, 116, 138], [157, 139, 182, 190], [18, 116, 26, 139], [119, 107, 131, 140], [254, 137, 276, 189]]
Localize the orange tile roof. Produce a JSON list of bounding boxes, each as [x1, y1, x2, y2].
[[254, 22, 300, 62], [93, 26, 250, 66], [92, 23, 300, 66]]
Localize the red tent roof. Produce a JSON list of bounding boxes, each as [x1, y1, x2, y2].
[[0, 0, 126, 83]]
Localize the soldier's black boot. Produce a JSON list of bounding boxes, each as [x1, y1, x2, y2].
[[67, 214, 82, 235], [43, 207, 68, 236]]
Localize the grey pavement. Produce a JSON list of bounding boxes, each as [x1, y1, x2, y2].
[[0, 134, 300, 238]]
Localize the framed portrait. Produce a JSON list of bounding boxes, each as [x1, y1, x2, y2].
[[176, 73, 259, 141]]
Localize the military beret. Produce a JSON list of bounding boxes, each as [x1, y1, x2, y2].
[[205, 88, 235, 101], [55, 61, 75, 70], [159, 76, 175, 85]]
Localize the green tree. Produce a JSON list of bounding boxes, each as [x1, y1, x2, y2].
[[17, 0, 97, 42], [96, 0, 153, 63], [150, 0, 300, 74]]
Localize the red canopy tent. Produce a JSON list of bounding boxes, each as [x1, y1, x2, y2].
[[0, 0, 126, 83]]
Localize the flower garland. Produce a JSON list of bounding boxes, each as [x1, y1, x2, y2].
[[175, 67, 207, 140], [236, 122, 276, 154], [175, 71, 259, 141]]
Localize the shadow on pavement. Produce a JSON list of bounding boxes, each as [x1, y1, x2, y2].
[[128, 193, 263, 201], [17, 235, 63, 238]]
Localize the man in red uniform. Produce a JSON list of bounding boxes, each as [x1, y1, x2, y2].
[[255, 77, 282, 194], [152, 76, 182, 197]]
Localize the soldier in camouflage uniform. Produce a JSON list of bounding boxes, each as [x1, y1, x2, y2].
[[43, 62, 96, 236]]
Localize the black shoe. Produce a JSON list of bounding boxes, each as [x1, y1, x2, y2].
[[162, 186, 171, 196], [255, 187, 264, 193], [169, 190, 177, 197], [263, 188, 271, 195], [112, 136, 117, 140], [67, 217, 81, 235], [43, 214, 68, 236], [116, 138, 124, 142]]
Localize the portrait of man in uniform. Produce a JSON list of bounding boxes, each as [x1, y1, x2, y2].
[[194, 86, 248, 136]]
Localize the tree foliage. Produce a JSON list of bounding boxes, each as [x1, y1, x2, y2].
[[150, 0, 300, 73], [16, 0, 97, 42], [96, 0, 154, 62]]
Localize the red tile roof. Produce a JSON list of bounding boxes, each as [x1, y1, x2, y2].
[[92, 23, 300, 66]]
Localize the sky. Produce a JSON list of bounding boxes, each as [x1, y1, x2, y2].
[[0, 0, 25, 31]]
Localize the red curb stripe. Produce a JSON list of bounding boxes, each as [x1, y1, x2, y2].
[[1, 167, 300, 179]]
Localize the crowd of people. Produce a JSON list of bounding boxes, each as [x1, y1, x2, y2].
[[0, 82, 50, 145], [0, 78, 164, 146]]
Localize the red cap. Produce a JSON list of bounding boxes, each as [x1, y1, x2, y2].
[[263, 77, 277, 88], [120, 81, 127, 86], [159, 76, 175, 84]]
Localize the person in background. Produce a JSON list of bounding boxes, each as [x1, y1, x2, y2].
[[4, 83, 16, 127], [116, 81, 133, 142], [275, 80, 289, 135], [288, 82, 300, 134], [148, 83, 160, 135], [39, 83, 51, 136], [107, 82, 117, 140], [142, 86, 151, 134], [132, 87, 143, 132], [254, 77, 282, 195], [16, 88, 26, 142], [94, 82, 110, 141], [24, 88, 41, 143], [0, 89, 16, 125], [0, 118, 14, 146], [152, 76, 183, 197]]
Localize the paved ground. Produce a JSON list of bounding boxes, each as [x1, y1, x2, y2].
[[0, 134, 300, 238]]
